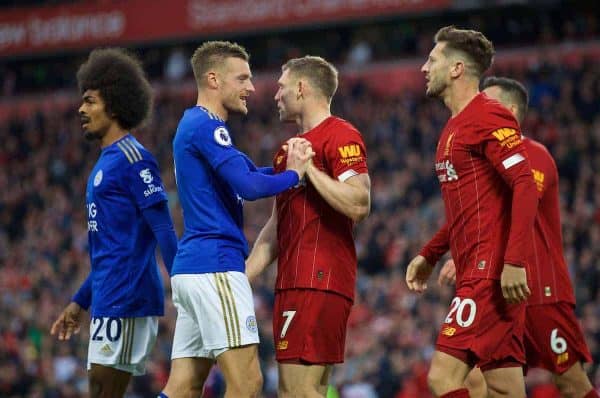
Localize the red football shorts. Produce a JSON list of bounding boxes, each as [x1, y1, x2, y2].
[[524, 302, 592, 374], [273, 288, 352, 364], [436, 278, 526, 371]]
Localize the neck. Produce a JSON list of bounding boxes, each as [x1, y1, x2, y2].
[[197, 92, 228, 121], [100, 124, 128, 148], [443, 79, 480, 117], [297, 103, 331, 134]]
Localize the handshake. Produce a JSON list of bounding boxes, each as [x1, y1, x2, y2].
[[284, 137, 316, 179]]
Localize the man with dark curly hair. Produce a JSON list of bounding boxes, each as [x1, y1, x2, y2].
[[50, 48, 177, 398]]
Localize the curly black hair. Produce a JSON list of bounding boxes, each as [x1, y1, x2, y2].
[[76, 48, 152, 130]]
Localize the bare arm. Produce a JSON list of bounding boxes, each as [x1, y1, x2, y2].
[[246, 202, 278, 281], [305, 162, 371, 222]]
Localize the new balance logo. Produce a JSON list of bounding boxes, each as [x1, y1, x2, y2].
[[442, 326, 456, 336]]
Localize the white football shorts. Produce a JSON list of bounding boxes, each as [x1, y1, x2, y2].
[[87, 316, 158, 376], [171, 271, 259, 359]]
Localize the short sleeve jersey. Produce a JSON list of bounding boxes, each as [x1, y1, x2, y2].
[[273, 116, 369, 301]]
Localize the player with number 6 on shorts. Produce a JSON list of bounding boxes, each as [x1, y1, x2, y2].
[[406, 27, 539, 398], [439, 76, 597, 398]]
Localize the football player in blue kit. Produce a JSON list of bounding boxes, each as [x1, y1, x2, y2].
[[50, 48, 177, 398], [159, 41, 313, 398]]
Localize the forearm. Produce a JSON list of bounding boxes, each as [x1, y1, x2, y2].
[[246, 213, 278, 281], [306, 164, 370, 222]]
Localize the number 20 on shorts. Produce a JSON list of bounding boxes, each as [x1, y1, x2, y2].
[[444, 297, 477, 327]]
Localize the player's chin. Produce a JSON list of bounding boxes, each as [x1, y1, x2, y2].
[[237, 103, 249, 115], [84, 130, 100, 141]]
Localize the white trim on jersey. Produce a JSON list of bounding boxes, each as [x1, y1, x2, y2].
[[338, 169, 359, 182], [502, 153, 525, 169]]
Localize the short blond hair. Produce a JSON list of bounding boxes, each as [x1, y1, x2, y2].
[[190, 41, 250, 86], [282, 56, 338, 101]]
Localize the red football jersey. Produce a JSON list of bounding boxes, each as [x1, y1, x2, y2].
[[273, 116, 369, 301], [523, 137, 575, 305], [428, 93, 538, 283]]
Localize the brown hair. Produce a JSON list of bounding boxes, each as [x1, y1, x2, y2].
[[190, 41, 250, 86], [434, 26, 495, 77], [282, 56, 338, 101]]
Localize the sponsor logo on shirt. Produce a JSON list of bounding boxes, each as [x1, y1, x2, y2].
[[435, 160, 458, 183], [532, 168, 545, 192], [442, 326, 456, 336], [144, 184, 164, 197], [87, 202, 98, 232], [276, 155, 284, 165], [491, 127, 522, 149], [338, 144, 364, 165], [277, 340, 289, 350], [139, 168, 154, 184]]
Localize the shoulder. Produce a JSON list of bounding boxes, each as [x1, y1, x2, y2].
[[462, 95, 519, 144], [327, 116, 364, 142], [114, 136, 158, 166], [524, 137, 556, 167], [475, 94, 519, 129]]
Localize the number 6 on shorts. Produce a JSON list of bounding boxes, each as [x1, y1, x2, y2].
[[280, 310, 296, 338]]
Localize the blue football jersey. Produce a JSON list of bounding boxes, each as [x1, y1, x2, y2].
[[86, 134, 167, 317], [172, 106, 254, 275]]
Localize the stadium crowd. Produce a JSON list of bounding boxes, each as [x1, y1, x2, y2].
[[1, 3, 598, 96], [0, 45, 599, 396]]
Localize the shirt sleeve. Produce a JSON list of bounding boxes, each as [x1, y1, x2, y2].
[[141, 201, 178, 275], [216, 155, 299, 201], [474, 109, 538, 268], [123, 157, 168, 209], [324, 125, 369, 182], [72, 274, 92, 310], [419, 223, 450, 266], [189, 119, 242, 170]]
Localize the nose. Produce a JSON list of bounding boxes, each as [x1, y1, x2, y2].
[[421, 62, 428, 74], [247, 80, 255, 93]]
